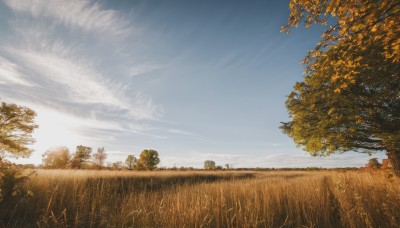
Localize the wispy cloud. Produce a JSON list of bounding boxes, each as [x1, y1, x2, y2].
[[4, 42, 160, 120], [0, 0, 206, 166], [167, 129, 193, 136], [3, 0, 132, 37], [0, 1, 166, 158], [1, 0, 162, 121], [129, 63, 162, 77], [0, 56, 32, 86]]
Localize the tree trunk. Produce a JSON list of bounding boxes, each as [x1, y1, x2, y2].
[[387, 149, 400, 177]]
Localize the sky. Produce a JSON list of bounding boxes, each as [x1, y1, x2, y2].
[[0, 0, 385, 168]]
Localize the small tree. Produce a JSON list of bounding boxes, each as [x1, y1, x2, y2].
[[137, 149, 160, 171], [42, 146, 70, 169], [71, 145, 92, 169], [225, 163, 233, 170], [204, 160, 216, 170], [368, 158, 382, 169], [112, 161, 122, 170], [125, 155, 137, 170], [93, 147, 107, 169]]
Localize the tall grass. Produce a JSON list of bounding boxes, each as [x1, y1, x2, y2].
[[1, 170, 399, 227]]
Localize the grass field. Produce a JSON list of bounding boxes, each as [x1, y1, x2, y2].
[[1, 170, 400, 227]]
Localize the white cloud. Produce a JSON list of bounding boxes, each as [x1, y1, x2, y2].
[[1, 0, 161, 120], [5, 43, 160, 120], [167, 129, 193, 136], [129, 63, 162, 77], [0, 56, 32, 86], [0, 0, 198, 166], [3, 0, 132, 37]]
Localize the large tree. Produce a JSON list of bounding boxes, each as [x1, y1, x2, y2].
[[281, 0, 400, 176], [137, 149, 160, 171], [0, 101, 38, 160], [70, 145, 92, 169], [42, 146, 70, 169], [0, 101, 37, 201], [281, 40, 400, 175]]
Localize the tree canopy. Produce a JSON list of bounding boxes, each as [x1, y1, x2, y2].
[[368, 158, 382, 169], [204, 160, 216, 170], [282, 0, 399, 91], [0, 101, 38, 159], [125, 155, 137, 170], [93, 147, 107, 169], [281, 0, 400, 175], [281, 41, 400, 153], [42, 146, 70, 169], [283, 0, 400, 63], [138, 150, 160, 171], [71, 145, 92, 169]]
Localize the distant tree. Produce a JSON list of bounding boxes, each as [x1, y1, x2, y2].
[[225, 163, 233, 170], [70, 145, 92, 169], [42, 146, 70, 169], [125, 155, 137, 170], [135, 160, 146, 170], [20, 164, 35, 169], [204, 160, 216, 170], [112, 161, 122, 170], [137, 149, 160, 171], [368, 158, 382, 169], [93, 147, 107, 169], [0, 101, 38, 160]]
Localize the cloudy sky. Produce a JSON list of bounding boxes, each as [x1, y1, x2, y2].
[[0, 0, 384, 168]]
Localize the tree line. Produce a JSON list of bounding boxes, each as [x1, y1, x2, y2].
[[42, 146, 160, 171], [203, 160, 232, 170]]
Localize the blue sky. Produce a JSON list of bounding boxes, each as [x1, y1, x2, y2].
[[0, 0, 384, 168]]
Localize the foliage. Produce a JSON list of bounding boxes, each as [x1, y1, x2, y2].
[[42, 146, 70, 169], [111, 161, 123, 170], [204, 160, 216, 170], [137, 150, 160, 171], [125, 155, 137, 170], [281, 42, 400, 153], [71, 145, 92, 169], [281, 0, 400, 176], [0, 101, 37, 202], [283, 0, 400, 66], [0, 101, 38, 159], [0, 158, 34, 203], [368, 158, 382, 169], [93, 147, 107, 169]]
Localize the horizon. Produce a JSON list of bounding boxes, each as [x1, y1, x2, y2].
[[0, 0, 385, 168]]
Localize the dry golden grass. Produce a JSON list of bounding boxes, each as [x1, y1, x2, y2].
[[1, 169, 400, 227]]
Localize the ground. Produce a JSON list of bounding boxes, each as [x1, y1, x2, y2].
[[1, 169, 399, 227]]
